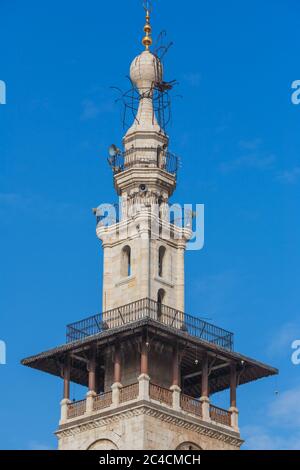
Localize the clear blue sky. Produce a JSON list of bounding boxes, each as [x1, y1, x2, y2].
[[1, 0, 300, 450]]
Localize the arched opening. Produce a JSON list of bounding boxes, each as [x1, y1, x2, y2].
[[157, 289, 165, 320], [121, 245, 131, 277], [176, 442, 202, 450], [158, 246, 166, 277], [87, 439, 118, 450]]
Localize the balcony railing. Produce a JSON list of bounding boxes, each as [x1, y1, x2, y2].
[[66, 298, 234, 351], [180, 393, 202, 418], [210, 404, 231, 427], [93, 391, 112, 411], [109, 147, 178, 177], [149, 383, 173, 406], [63, 387, 233, 431], [67, 399, 86, 419], [119, 383, 139, 404]]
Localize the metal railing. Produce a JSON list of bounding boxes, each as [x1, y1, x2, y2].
[[119, 383, 139, 404], [180, 394, 202, 417], [64, 389, 232, 429], [67, 399, 86, 419], [66, 298, 234, 351], [210, 404, 231, 427], [93, 391, 112, 411], [149, 383, 173, 406], [109, 147, 178, 177]]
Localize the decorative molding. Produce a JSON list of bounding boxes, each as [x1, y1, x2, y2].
[[115, 276, 136, 287], [154, 276, 174, 288]]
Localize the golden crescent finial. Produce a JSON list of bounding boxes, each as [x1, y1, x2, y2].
[[142, 1, 153, 50]]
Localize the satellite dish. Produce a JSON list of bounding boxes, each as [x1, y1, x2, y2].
[[108, 144, 120, 158]]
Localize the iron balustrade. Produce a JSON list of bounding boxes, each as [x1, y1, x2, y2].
[[149, 383, 173, 406], [109, 147, 178, 177], [119, 383, 139, 404], [67, 399, 86, 419], [93, 391, 112, 411], [64, 389, 232, 429], [210, 404, 231, 427], [66, 298, 234, 351], [180, 394, 202, 417]]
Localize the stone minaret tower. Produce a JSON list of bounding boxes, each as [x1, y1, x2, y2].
[[99, 23, 187, 315], [22, 4, 278, 451]]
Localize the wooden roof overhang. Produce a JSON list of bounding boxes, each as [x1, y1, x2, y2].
[[21, 318, 278, 396]]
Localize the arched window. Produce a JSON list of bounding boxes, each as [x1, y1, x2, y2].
[[87, 439, 118, 450], [158, 246, 166, 277], [121, 245, 131, 277], [176, 442, 202, 450], [157, 289, 165, 320]]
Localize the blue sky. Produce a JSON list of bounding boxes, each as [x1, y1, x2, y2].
[[0, 0, 300, 450]]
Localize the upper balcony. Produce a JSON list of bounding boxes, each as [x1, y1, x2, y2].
[[108, 146, 179, 178], [61, 379, 238, 438], [66, 297, 234, 351]]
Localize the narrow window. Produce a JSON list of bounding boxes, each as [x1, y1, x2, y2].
[[121, 245, 131, 277], [158, 246, 166, 277]]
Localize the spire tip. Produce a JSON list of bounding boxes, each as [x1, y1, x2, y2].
[[142, 1, 153, 50]]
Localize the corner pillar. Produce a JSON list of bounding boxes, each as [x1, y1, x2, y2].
[[60, 356, 71, 424], [88, 345, 97, 393], [200, 353, 211, 421], [229, 362, 239, 431], [63, 355, 70, 400], [138, 335, 150, 400], [113, 344, 122, 384], [111, 344, 122, 407], [140, 336, 149, 376], [170, 344, 181, 410]]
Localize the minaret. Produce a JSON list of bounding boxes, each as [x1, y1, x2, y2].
[[97, 5, 189, 317], [21, 3, 278, 451]]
